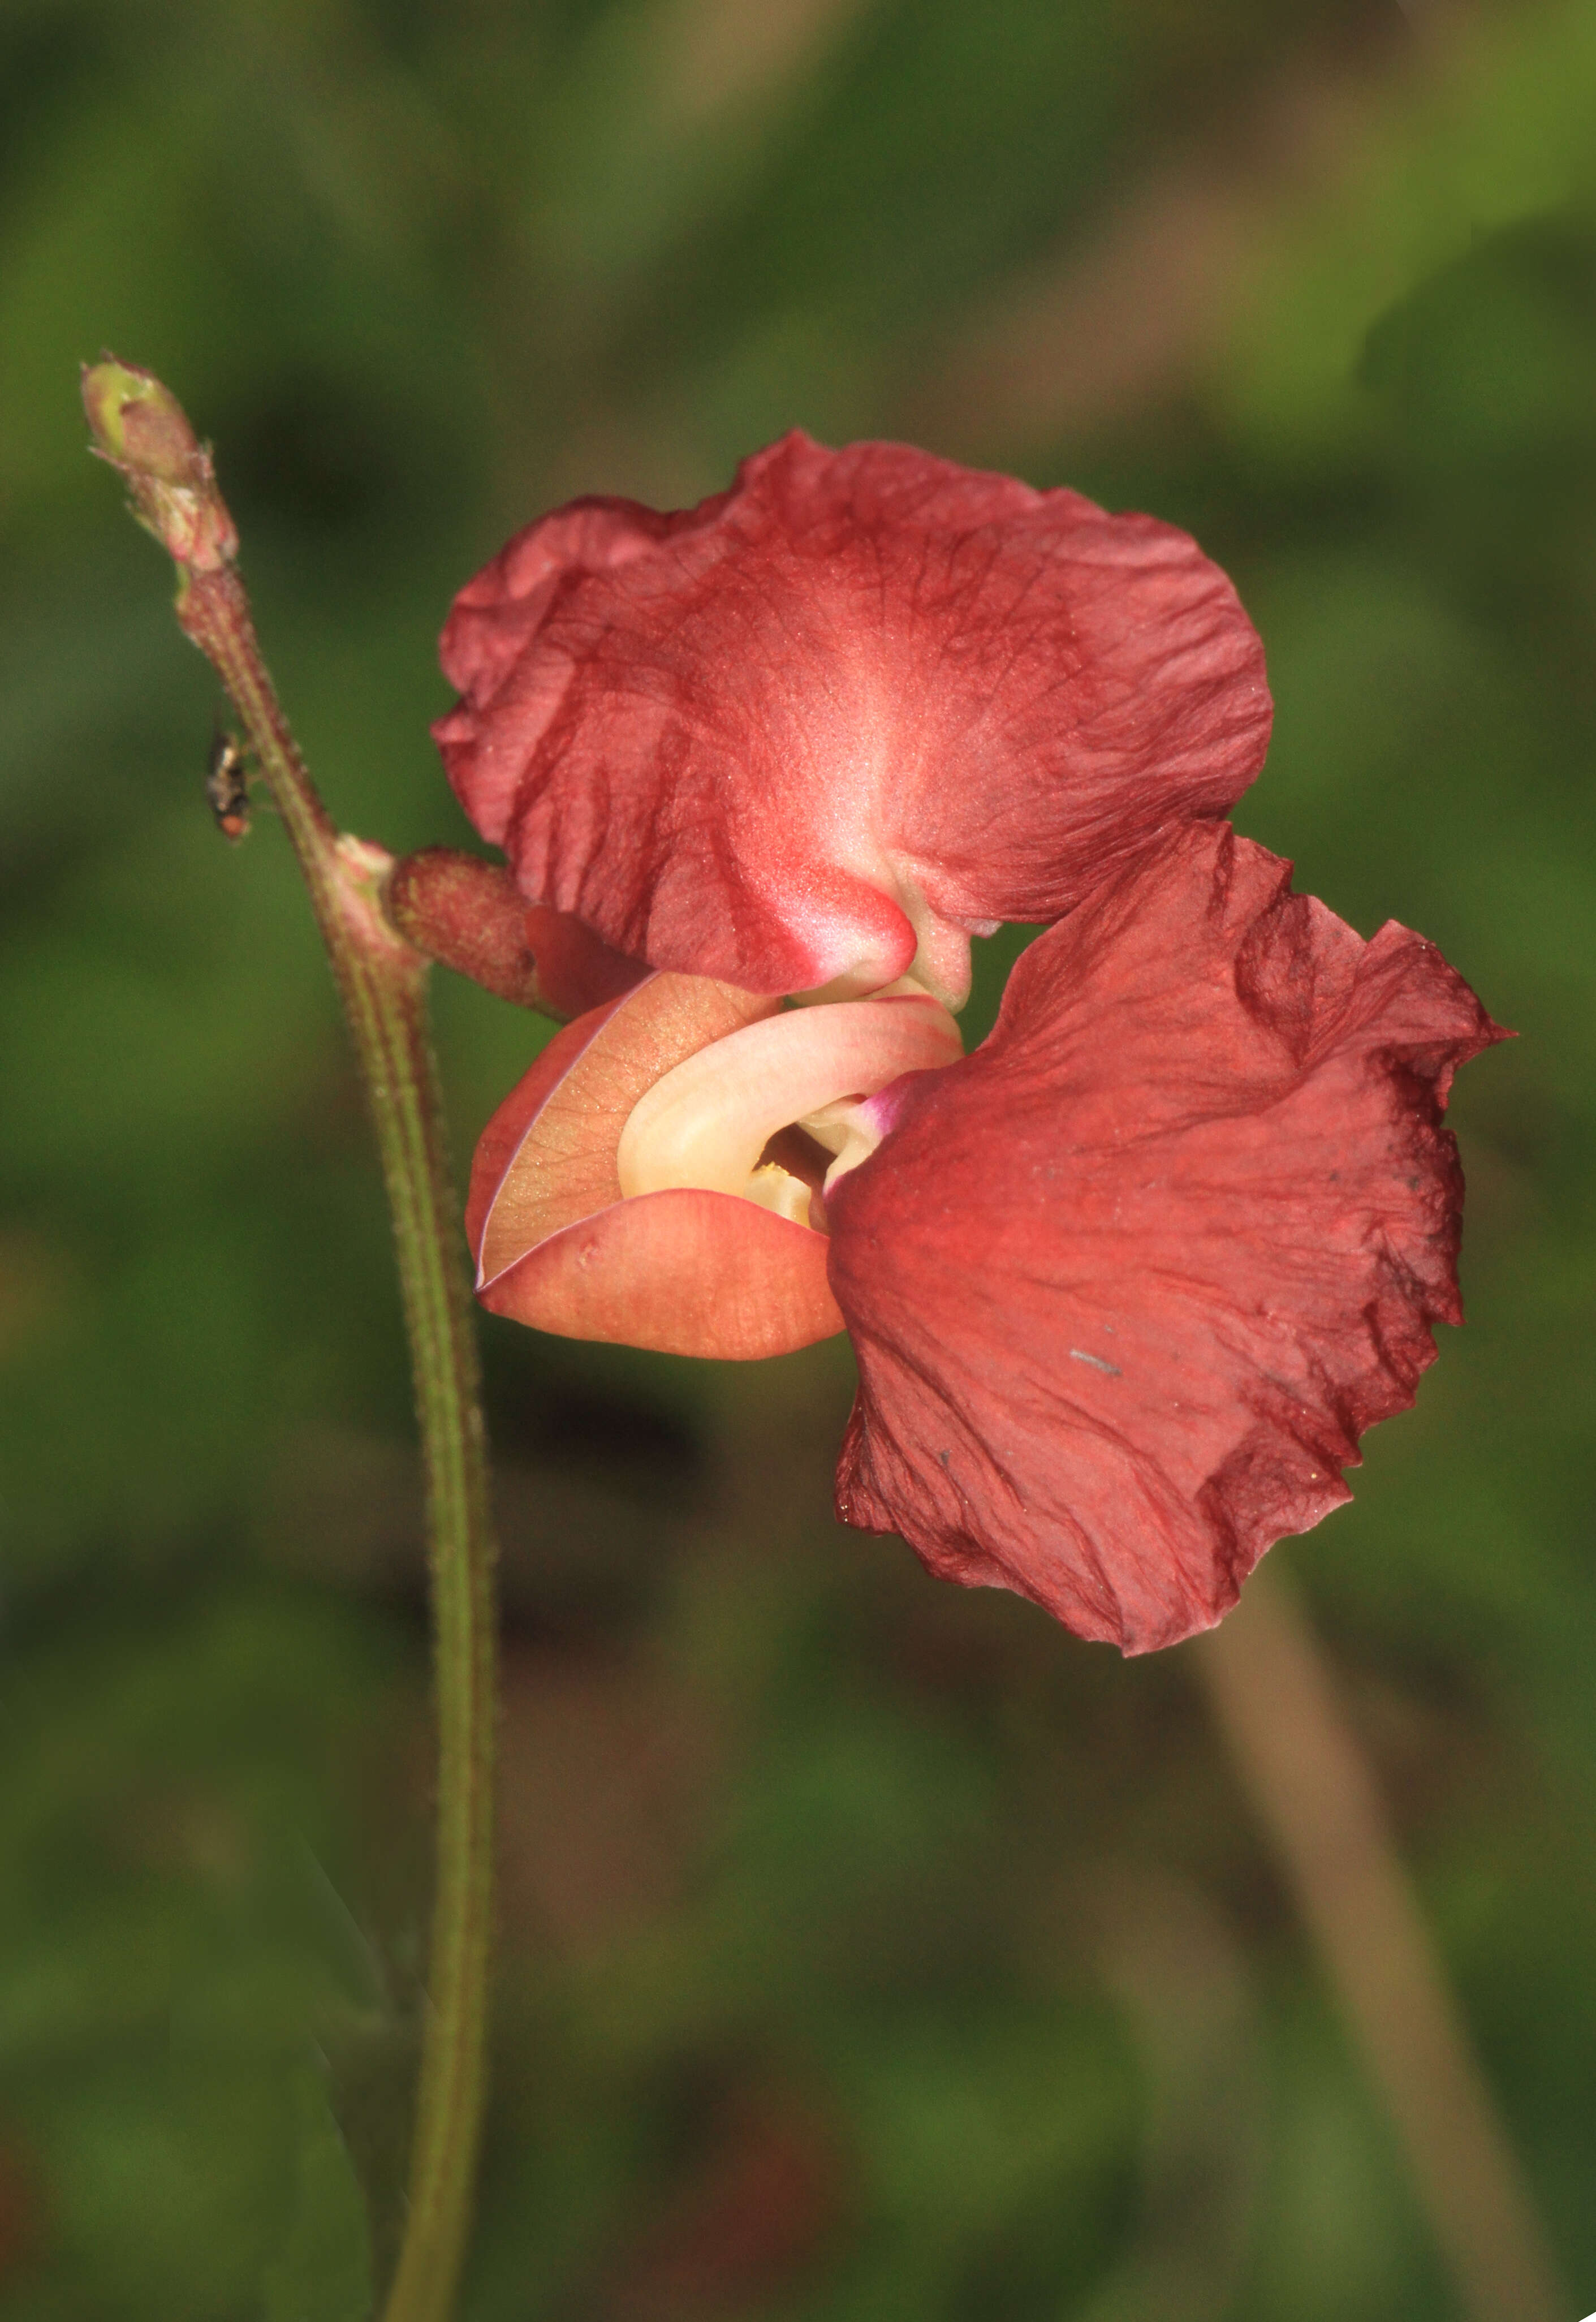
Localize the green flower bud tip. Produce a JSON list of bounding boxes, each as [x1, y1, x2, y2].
[[81, 356, 238, 571]]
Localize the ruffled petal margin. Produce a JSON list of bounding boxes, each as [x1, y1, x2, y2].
[[434, 433, 1271, 1003], [825, 825, 1506, 1654]]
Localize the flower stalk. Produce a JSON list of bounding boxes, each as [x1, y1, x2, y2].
[[1196, 1569, 1568, 2322], [83, 359, 497, 2321]]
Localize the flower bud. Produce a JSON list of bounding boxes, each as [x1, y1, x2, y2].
[[80, 357, 238, 571], [385, 847, 647, 1019]]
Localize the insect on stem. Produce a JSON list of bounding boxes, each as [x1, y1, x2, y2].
[[205, 725, 251, 842]]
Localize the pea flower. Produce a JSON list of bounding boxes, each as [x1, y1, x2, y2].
[[432, 436, 1499, 1653]]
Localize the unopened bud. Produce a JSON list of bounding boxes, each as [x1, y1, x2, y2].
[[385, 848, 646, 1019], [81, 357, 238, 571]]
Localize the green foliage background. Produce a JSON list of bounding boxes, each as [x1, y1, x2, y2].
[[1, 2, 1594, 2315]]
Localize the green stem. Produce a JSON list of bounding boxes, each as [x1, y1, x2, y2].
[[178, 565, 498, 2322], [182, 561, 498, 2320], [81, 350, 497, 2321]]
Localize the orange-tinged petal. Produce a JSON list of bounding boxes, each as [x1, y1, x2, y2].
[[480, 1187, 842, 1357], [468, 969, 844, 1356]]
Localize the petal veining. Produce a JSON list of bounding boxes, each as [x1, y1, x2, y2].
[[435, 432, 1271, 1001]]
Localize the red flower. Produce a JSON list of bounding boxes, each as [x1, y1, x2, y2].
[[438, 440, 1501, 1651]]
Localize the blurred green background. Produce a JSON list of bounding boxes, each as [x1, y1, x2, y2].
[[2, 1, 1594, 2315]]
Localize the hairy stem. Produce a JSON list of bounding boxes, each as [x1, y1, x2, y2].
[[186, 571, 499, 2322], [84, 363, 497, 2321]]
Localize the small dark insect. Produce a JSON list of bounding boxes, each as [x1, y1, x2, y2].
[[205, 727, 251, 842]]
